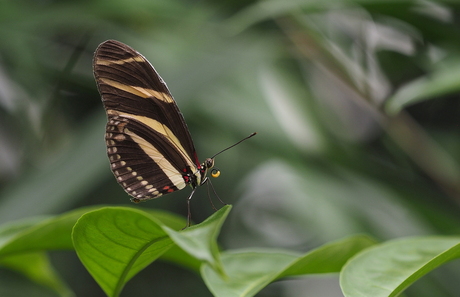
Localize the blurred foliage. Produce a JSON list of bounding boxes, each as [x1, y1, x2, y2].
[[1, 0, 460, 296]]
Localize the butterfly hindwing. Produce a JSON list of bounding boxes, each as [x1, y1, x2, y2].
[[93, 40, 202, 201]]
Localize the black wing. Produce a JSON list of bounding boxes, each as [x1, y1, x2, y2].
[[93, 40, 201, 201]]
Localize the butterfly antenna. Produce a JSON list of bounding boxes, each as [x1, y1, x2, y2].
[[210, 132, 257, 159]]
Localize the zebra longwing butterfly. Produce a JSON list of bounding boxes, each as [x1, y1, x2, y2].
[[93, 40, 255, 224]]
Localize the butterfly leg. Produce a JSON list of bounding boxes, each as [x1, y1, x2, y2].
[[205, 178, 218, 211], [206, 178, 227, 207], [184, 187, 198, 228]]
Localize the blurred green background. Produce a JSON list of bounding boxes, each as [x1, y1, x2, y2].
[[1, 0, 460, 296]]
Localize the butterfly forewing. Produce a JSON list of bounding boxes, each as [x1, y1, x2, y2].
[[94, 40, 201, 201]]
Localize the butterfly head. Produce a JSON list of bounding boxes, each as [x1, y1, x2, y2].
[[203, 158, 215, 169], [201, 158, 220, 179]]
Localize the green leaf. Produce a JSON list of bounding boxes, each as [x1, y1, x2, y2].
[[0, 207, 101, 296], [340, 236, 460, 297], [0, 206, 99, 257], [0, 206, 195, 296], [385, 63, 460, 115], [281, 234, 377, 276], [159, 244, 202, 273], [202, 235, 376, 297], [226, 0, 349, 34], [0, 216, 51, 249], [203, 249, 299, 297], [145, 209, 202, 272], [143, 209, 187, 231], [0, 206, 197, 296], [163, 205, 231, 277], [72, 207, 174, 297], [140, 209, 202, 272], [0, 252, 74, 297]]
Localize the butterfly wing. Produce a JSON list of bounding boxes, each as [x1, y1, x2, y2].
[[93, 40, 201, 201]]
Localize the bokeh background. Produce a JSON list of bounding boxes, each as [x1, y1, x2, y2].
[[1, 0, 460, 296]]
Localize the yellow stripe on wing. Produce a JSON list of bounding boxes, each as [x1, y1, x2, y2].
[[99, 77, 174, 103], [124, 127, 186, 191], [107, 109, 197, 172], [96, 55, 146, 66]]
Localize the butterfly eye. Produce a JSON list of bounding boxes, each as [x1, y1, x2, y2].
[[211, 168, 220, 178]]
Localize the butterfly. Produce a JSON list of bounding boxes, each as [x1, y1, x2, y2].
[[93, 40, 255, 225]]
